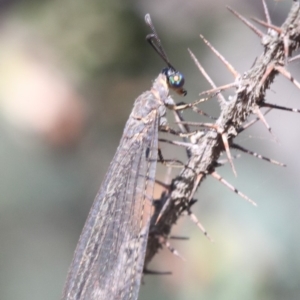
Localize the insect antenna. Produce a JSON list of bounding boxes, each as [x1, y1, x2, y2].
[[145, 14, 175, 70], [145, 14, 187, 96]]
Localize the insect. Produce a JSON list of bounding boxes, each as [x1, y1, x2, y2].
[[62, 13, 186, 300]]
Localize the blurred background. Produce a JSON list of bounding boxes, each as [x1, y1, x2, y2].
[[0, 0, 299, 299]]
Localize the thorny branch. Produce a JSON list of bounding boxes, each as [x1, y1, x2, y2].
[[144, 1, 300, 270]]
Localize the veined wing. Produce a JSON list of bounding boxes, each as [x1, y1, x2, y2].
[[63, 107, 159, 300]]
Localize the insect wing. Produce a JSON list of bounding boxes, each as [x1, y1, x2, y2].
[[63, 109, 159, 300]]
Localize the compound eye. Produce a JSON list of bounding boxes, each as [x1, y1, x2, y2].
[[162, 68, 185, 88], [168, 72, 185, 88], [162, 67, 187, 96]]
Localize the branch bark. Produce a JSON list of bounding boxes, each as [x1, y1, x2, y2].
[[145, 0, 300, 270]]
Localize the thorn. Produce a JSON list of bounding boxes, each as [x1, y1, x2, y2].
[[165, 242, 186, 261], [169, 236, 190, 240], [190, 106, 217, 120], [231, 143, 286, 166], [187, 173, 204, 204], [144, 269, 172, 275], [199, 82, 237, 96], [155, 195, 171, 225], [173, 106, 191, 133], [189, 198, 197, 206], [159, 138, 196, 149], [258, 63, 275, 89], [210, 171, 257, 206], [227, 6, 263, 38], [163, 165, 173, 187], [261, 0, 271, 24], [175, 122, 217, 129], [283, 35, 290, 64], [160, 126, 193, 137], [221, 132, 237, 177], [216, 154, 241, 166], [172, 110, 192, 158], [158, 146, 186, 168], [237, 108, 272, 133], [288, 54, 300, 63], [275, 65, 300, 90], [251, 17, 282, 34], [175, 101, 215, 120], [253, 106, 278, 142], [188, 48, 227, 105], [187, 210, 214, 242], [175, 93, 217, 111], [262, 102, 300, 114], [199, 34, 239, 79], [158, 159, 185, 168], [162, 238, 186, 261], [155, 179, 171, 190]]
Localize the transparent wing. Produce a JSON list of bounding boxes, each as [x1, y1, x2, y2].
[[63, 113, 159, 300]]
